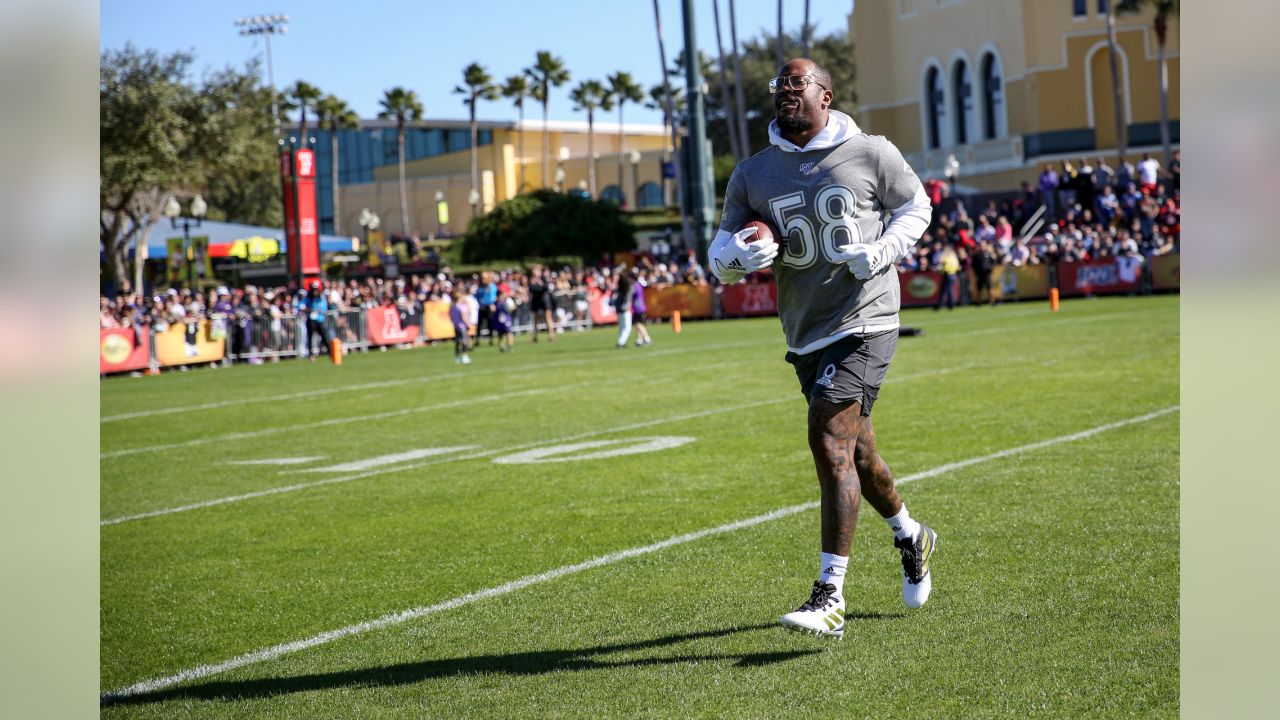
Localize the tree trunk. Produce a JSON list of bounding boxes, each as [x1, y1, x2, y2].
[[331, 132, 342, 235], [1105, 9, 1128, 163], [618, 102, 627, 204], [1156, 14, 1172, 166], [133, 219, 157, 297], [398, 124, 410, 235], [652, 0, 691, 244], [587, 108, 596, 197], [775, 0, 783, 70], [729, 0, 751, 157], [517, 102, 526, 193], [542, 93, 550, 189], [713, 0, 743, 162], [802, 0, 811, 56], [470, 96, 480, 217]]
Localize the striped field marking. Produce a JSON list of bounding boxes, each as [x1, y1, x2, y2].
[[99, 366, 964, 527], [100, 405, 1178, 703], [100, 354, 765, 461], [100, 338, 778, 423]]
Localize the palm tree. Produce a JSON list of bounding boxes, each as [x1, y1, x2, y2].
[[286, 80, 323, 142], [454, 62, 501, 217], [802, 0, 811, 56], [775, 0, 784, 69], [1104, 2, 1128, 165], [1119, 0, 1179, 165], [503, 74, 532, 193], [711, 0, 743, 163], [377, 87, 424, 236], [316, 94, 360, 236], [608, 71, 645, 205], [570, 79, 613, 198], [728, 0, 751, 156], [525, 51, 571, 189]]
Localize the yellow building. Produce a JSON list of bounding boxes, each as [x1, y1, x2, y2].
[[329, 119, 672, 238], [852, 0, 1179, 191]]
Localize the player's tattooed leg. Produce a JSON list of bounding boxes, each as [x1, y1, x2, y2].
[[808, 397, 866, 557], [853, 416, 904, 518]]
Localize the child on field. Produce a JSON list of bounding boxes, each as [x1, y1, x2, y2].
[[449, 288, 472, 364]]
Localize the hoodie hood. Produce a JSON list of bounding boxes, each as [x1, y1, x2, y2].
[[768, 109, 862, 152]]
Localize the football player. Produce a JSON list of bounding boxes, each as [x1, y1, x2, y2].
[[710, 58, 937, 639]]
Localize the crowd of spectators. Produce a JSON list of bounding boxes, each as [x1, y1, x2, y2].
[[102, 153, 1180, 335], [911, 151, 1180, 279]]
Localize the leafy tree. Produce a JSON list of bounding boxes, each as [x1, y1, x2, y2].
[[101, 45, 310, 290], [463, 190, 634, 265], [524, 51, 571, 188], [503, 74, 533, 192], [569, 79, 614, 197], [607, 71, 645, 204], [316, 94, 360, 235], [100, 45, 197, 290], [454, 63, 501, 216], [378, 87, 424, 235]]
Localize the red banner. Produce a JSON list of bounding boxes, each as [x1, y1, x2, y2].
[[281, 149, 321, 279], [899, 272, 942, 307], [721, 281, 778, 316], [100, 328, 150, 374], [588, 287, 618, 325], [366, 305, 421, 346], [1057, 259, 1141, 297]]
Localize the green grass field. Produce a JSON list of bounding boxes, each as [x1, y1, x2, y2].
[[100, 295, 1179, 718]]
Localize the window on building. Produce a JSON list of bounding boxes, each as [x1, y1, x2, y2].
[[952, 60, 972, 146], [981, 52, 1003, 140], [924, 66, 943, 149], [637, 182, 663, 208], [1073, 0, 1087, 17], [600, 185, 624, 204], [1097, 0, 1109, 14]]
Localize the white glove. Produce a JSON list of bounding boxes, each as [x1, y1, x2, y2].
[[710, 227, 780, 284], [839, 242, 892, 280]]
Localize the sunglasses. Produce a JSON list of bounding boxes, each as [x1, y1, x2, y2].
[[768, 74, 826, 94]]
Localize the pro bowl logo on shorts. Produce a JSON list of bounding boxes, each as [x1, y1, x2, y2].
[[816, 363, 837, 389]]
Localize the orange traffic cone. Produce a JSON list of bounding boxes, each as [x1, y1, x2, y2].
[[331, 339, 343, 365], [672, 311, 682, 334], [1050, 288, 1060, 313]]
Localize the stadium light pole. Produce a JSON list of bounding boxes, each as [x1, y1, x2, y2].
[[680, 0, 713, 266], [235, 14, 289, 138]]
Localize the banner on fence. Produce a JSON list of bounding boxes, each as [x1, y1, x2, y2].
[[721, 281, 778, 316], [422, 300, 457, 340], [1057, 260, 1140, 297], [899, 271, 942, 307], [99, 327, 150, 374], [588, 287, 619, 325], [1151, 253, 1180, 290], [987, 264, 1051, 302], [154, 320, 226, 366], [643, 284, 712, 319], [366, 304, 421, 346]]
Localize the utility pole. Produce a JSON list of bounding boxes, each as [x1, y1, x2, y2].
[[236, 14, 289, 137], [681, 0, 713, 266]]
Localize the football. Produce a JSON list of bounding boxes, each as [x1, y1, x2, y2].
[[740, 218, 781, 247]]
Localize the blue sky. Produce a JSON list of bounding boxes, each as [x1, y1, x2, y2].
[[101, 0, 854, 126]]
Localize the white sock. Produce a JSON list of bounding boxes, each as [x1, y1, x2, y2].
[[818, 552, 849, 595], [885, 505, 922, 542]]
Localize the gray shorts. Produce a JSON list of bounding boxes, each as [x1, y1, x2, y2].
[[785, 329, 898, 415]]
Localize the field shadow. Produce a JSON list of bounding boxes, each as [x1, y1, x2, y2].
[[103, 623, 819, 707]]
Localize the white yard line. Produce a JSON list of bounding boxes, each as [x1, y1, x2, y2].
[[99, 366, 964, 527], [100, 339, 777, 423], [100, 404, 1179, 703]]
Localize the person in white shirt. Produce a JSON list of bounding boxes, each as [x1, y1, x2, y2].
[[1137, 152, 1161, 191]]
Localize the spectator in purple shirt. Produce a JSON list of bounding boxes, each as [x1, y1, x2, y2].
[[1039, 164, 1060, 220]]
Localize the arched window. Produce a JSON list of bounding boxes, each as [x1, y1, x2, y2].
[[951, 59, 972, 146], [600, 185, 624, 204], [924, 66, 943, 149], [636, 182, 663, 208], [980, 52, 1004, 140]]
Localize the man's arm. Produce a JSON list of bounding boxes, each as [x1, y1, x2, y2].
[[839, 138, 931, 279]]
